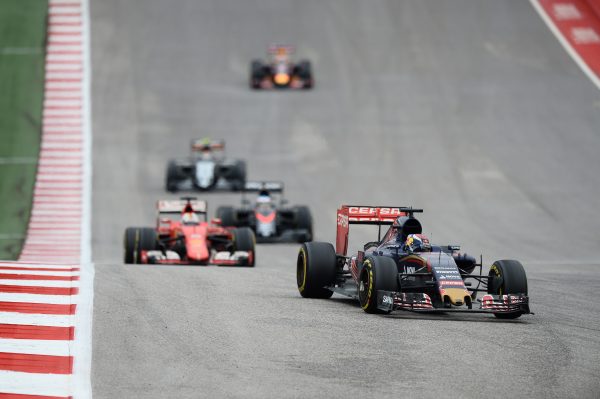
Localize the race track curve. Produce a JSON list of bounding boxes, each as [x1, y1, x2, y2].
[[90, 1, 600, 397]]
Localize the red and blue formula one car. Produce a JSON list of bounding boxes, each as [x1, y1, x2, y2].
[[124, 197, 255, 266], [297, 205, 531, 318], [250, 45, 313, 90]]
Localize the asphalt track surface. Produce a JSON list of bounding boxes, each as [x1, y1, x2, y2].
[[90, 1, 600, 397]]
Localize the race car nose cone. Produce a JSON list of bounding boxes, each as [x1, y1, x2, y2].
[[274, 73, 290, 85]]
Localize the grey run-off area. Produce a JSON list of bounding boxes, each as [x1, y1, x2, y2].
[[91, 1, 600, 398]]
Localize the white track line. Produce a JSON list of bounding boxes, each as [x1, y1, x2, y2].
[[0, 339, 74, 357], [0, 262, 76, 269], [0, 313, 74, 327], [0, 293, 77, 305], [0, 270, 78, 277], [0, 280, 79, 288], [0, 371, 72, 398], [72, 0, 93, 396], [529, 0, 600, 90]]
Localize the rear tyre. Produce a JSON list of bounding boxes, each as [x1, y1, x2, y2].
[[123, 227, 157, 264], [230, 160, 247, 191], [232, 227, 255, 266], [297, 242, 336, 298], [358, 256, 399, 314], [250, 60, 264, 89], [216, 206, 237, 227], [294, 206, 313, 242], [488, 259, 528, 319], [165, 160, 182, 193], [297, 60, 313, 88]]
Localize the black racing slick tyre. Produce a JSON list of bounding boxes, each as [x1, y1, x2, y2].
[[250, 60, 264, 89], [231, 160, 247, 191], [297, 242, 336, 299], [165, 161, 180, 192], [294, 206, 313, 242], [216, 206, 236, 227], [165, 160, 181, 193], [232, 227, 255, 266], [123, 227, 157, 264], [358, 256, 399, 314], [488, 259, 528, 319], [297, 60, 313, 88]]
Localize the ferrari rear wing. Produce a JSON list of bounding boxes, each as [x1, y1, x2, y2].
[[335, 206, 422, 255], [157, 199, 208, 214], [244, 181, 284, 193]]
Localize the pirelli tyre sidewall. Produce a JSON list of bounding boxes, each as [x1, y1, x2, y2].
[[359, 256, 399, 314], [232, 227, 256, 266], [488, 259, 528, 319], [297, 242, 336, 298], [124, 227, 157, 264]]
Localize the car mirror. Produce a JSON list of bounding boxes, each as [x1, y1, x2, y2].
[[211, 218, 222, 225], [160, 218, 171, 224]]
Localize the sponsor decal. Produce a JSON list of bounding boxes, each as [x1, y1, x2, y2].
[[337, 213, 349, 228], [439, 280, 465, 286], [382, 295, 393, 305], [347, 207, 402, 217]]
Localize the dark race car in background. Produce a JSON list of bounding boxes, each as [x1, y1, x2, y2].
[[165, 139, 246, 192], [297, 205, 531, 319], [250, 45, 313, 90], [216, 181, 312, 243], [123, 197, 255, 266]]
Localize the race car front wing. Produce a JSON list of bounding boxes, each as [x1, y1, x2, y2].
[[376, 290, 531, 315], [142, 250, 253, 266]]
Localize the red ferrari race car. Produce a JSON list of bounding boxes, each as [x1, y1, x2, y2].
[[297, 205, 531, 319], [250, 45, 313, 90], [124, 197, 255, 266]]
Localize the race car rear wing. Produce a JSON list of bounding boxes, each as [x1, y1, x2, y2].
[[157, 199, 208, 214], [191, 139, 225, 152], [268, 44, 295, 54], [244, 181, 284, 193], [335, 206, 422, 256]]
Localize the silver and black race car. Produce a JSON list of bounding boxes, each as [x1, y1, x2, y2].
[[250, 45, 313, 90], [216, 181, 312, 243], [165, 139, 246, 192]]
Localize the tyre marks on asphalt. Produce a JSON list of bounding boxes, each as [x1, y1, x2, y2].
[[531, 0, 600, 89], [0, 0, 91, 397]]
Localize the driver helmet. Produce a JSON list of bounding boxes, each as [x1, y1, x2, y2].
[[256, 190, 272, 204], [182, 212, 199, 225], [405, 234, 431, 252]]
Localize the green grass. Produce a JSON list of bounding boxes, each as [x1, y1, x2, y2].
[[0, 0, 48, 259]]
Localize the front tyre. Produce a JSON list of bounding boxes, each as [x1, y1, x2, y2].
[[488, 259, 528, 319], [123, 227, 157, 264], [232, 227, 255, 266], [297, 242, 336, 298], [358, 256, 399, 314]]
